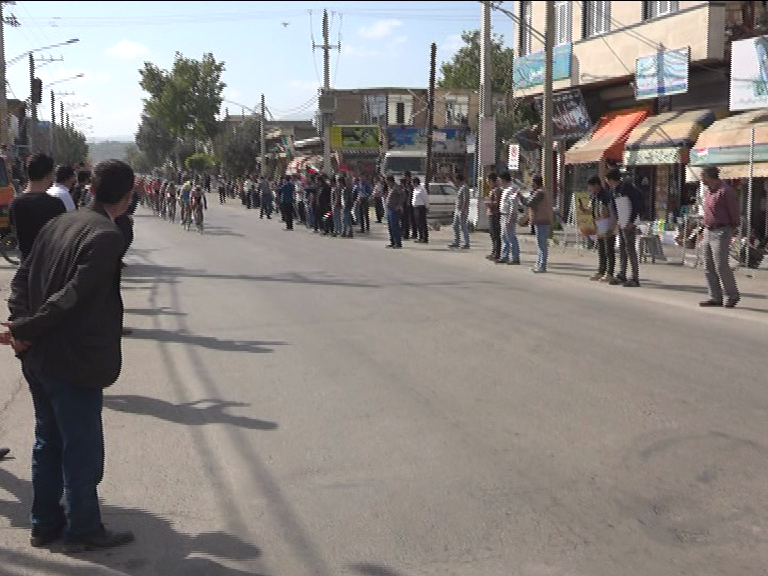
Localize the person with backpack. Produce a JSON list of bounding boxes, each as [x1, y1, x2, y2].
[[606, 168, 644, 287]]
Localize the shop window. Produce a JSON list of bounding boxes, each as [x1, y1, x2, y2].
[[363, 94, 387, 125], [643, 1, 679, 20], [554, 1, 573, 46], [388, 95, 414, 125], [583, 1, 611, 38], [519, 0, 533, 56], [445, 95, 470, 125]]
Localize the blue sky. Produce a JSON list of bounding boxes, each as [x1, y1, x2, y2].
[[4, 1, 516, 140]]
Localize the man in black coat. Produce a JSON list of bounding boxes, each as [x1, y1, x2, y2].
[[1, 159, 136, 552]]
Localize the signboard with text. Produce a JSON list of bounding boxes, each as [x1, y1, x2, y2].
[[513, 44, 572, 90], [730, 36, 768, 111], [385, 127, 468, 154], [634, 46, 690, 100], [533, 89, 591, 140], [330, 125, 380, 150]]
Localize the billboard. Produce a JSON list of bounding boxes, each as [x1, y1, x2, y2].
[[634, 46, 690, 100], [533, 89, 591, 140], [330, 125, 380, 150], [730, 36, 768, 111], [513, 44, 572, 90], [385, 127, 468, 154]]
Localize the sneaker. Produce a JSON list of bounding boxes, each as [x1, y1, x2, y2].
[[623, 279, 640, 287], [447, 243, 460, 248], [508, 259, 521, 265], [30, 519, 66, 548], [460, 245, 470, 249], [495, 258, 509, 264], [530, 267, 546, 273], [589, 273, 603, 281], [600, 274, 614, 283], [62, 527, 135, 553], [608, 276, 627, 286], [699, 299, 723, 307], [724, 297, 740, 308]]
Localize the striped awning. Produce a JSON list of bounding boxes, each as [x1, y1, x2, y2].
[[623, 109, 719, 165], [690, 108, 768, 166], [565, 107, 650, 165]]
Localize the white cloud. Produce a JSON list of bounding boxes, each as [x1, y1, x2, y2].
[[106, 40, 150, 60], [385, 36, 408, 57], [440, 34, 464, 56], [343, 44, 379, 58], [358, 19, 403, 39]]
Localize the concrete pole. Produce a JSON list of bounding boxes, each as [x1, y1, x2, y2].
[[50, 90, 55, 157], [260, 93, 266, 177], [425, 43, 437, 188], [476, 0, 493, 231], [29, 52, 36, 153], [322, 9, 332, 176], [0, 2, 8, 147], [542, 1, 555, 207]]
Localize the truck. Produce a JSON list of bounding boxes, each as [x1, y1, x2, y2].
[[380, 150, 427, 183]]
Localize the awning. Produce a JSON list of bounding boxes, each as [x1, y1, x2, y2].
[[690, 108, 768, 166], [718, 162, 768, 179], [623, 109, 718, 165], [565, 107, 649, 165]]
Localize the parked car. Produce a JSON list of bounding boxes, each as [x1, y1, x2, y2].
[[427, 182, 457, 222]]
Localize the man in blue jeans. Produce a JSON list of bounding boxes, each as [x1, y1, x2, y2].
[[384, 175, 405, 248], [448, 172, 471, 249], [1, 160, 136, 552], [519, 174, 553, 273]]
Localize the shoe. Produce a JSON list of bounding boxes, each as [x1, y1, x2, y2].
[[62, 527, 134, 553], [495, 258, 509, 264], [448, 243, 460, 248], [385, 244, 395, 248], [600, 274, 614, 283], [724, 297, 740, 308], [530, 267, 546, 273], [30, 519, 66, 547], [121, 328, 134, 336], [460, 245, 470, 249], [699, 299, 723, 307], [589, 273, 603, 281], [608, 276, 627, 286], [623, 279, 640, 287], [486, 254, 496, 260], [0, 447, 9, 460], [508, 259, 521, 265]]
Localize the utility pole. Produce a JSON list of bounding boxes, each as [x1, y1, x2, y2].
[[425, 43, 437, 188], [0, 2, 7, 147], [542, 1, 555, 208], [50, 90, 54, 157], [260, 93, 266, 177], [314, 9, 340, 176], [476, 0, 494, 231], [29, 52, 36, 152]]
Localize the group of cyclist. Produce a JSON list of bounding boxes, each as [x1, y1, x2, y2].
[[137, 175, 207, 232]]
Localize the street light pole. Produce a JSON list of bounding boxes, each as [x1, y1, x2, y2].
[[542, 1, 555, 206]]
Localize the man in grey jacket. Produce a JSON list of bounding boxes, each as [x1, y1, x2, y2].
[[448, 172, 471, 249]]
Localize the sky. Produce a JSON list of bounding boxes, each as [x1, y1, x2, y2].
[[3, 1, 516, 141]]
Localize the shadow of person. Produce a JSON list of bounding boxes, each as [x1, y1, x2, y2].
[[123, 328, 286, 354], [104, 395, 278, 431], [0, 467, 271, 575], [349, 563, 413, 576]]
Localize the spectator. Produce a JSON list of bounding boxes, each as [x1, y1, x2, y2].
[[46, 165, 77, 211]]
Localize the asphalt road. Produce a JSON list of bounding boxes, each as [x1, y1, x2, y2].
[[1, 200, 767, 576]]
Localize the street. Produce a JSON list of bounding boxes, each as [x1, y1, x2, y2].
[[1, 201, 768, 576]]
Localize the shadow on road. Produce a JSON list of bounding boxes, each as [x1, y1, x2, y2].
[[0, 467, 270, 575], [104, 395, 278, 431], [199, 225, 246, 238], [349, 563, 413, 576], [123, 327, 285, 354], [124, 306, 188, 317]]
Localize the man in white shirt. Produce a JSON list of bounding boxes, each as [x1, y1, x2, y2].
[[411, 177, 430, 243], [497, 171, 521, 264], [46, 165, 77, 211]]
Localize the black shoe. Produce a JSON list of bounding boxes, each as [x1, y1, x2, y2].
[[460, 245, 470, 249], [608, 276, 627, 286], [0, 447, 8, 460], [724, 297, 740, 308], [623, 279, 640, 288], [63, 527, 135, 553], [447, 243, 460, 248], [386, 244, 395, 248], [121, 328, 134, 336], [699, 299, 723, 307], [30, 519, 66, 547]]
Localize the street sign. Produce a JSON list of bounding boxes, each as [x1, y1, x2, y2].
[[508, 143, 520, 171]]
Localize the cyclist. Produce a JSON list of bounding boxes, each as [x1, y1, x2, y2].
[[179, 179, 193, 227], [190, 185, 207, 232]]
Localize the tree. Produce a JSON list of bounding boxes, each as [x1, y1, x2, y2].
[[139, 52, 226, 143], [214, 117, 261, 177], [185, 151, 216, 173], [123, 143, 154, 174], [438, 30, 536, 165], [135, 114, 176, 169], [54, 125, 88, 166]]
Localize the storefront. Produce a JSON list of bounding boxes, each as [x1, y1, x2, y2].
[[623, 109, 720, 225], [691, 108, 768, 244]]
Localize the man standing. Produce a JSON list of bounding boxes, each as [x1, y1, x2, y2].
[[1, 159, 136, 552], [699, 166, 741, 307], [448, 172, 471, 249], [497, 171, 521, 264], [519, 175, 553, 273], [45, 165, 77, 212], [401, 171, 415, 241], [9, 154, 66, 263], [485, 173, 502, 261], [605, 168, 643, 287], [411, 176, 429, 243], [279, 175, 295, 230], [587, 175, 617, 283], [259, 176, 273, 219], [357, 175, 372, 233], [384, 175, 405, 248]]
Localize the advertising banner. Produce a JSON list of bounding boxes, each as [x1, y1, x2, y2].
[[533, 89, 591, 140], [513, 44, 572, 90], [330, 125, 380, 150], [385, 127, 468, 153], [730, 36, 768, 111], [508, 144, 520, 171], [635, 46, 690, 100]]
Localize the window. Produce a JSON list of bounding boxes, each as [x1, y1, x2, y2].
[[363, 94, 387, 125], [519, 0, 533, 56], [584, 0, 611, 37], [644, 1, 678, 20], [387, 94, 414, 125], [554, 1, 573, 46], [445, 95, 469, 125]]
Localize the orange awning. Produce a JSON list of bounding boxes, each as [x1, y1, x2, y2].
[[565, 107, 650, 165]]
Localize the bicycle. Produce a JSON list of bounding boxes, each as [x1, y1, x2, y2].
[[193, 201, 204, 234], [0, 226, 20, 265]]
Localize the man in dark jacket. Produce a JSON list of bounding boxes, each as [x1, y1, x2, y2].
[[606, 168, 644, 287], [587, 175, 617, 282], [1, 159, 136, 552]]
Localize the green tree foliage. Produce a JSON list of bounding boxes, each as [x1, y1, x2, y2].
[[54, 125, 88, 166], [213, 118, 261, 177], [135, 114, 176, 169], [185, 151, 216, 172], [139, 52, 226, 142], [123, 143, 154, 174], [437, 30, 515, 93]]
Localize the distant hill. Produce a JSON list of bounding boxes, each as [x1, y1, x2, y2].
[[88, 140, 134, 165]]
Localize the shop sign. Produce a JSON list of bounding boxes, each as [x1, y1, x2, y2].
[[330, 125, 380, 151], [385, 127, 468, 154], [513, 44, 572, 90], [635, 46, 690, 100], [533, 89, 591, 140], [508, 144, 520, 171], [730, 35, 768, 111]]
